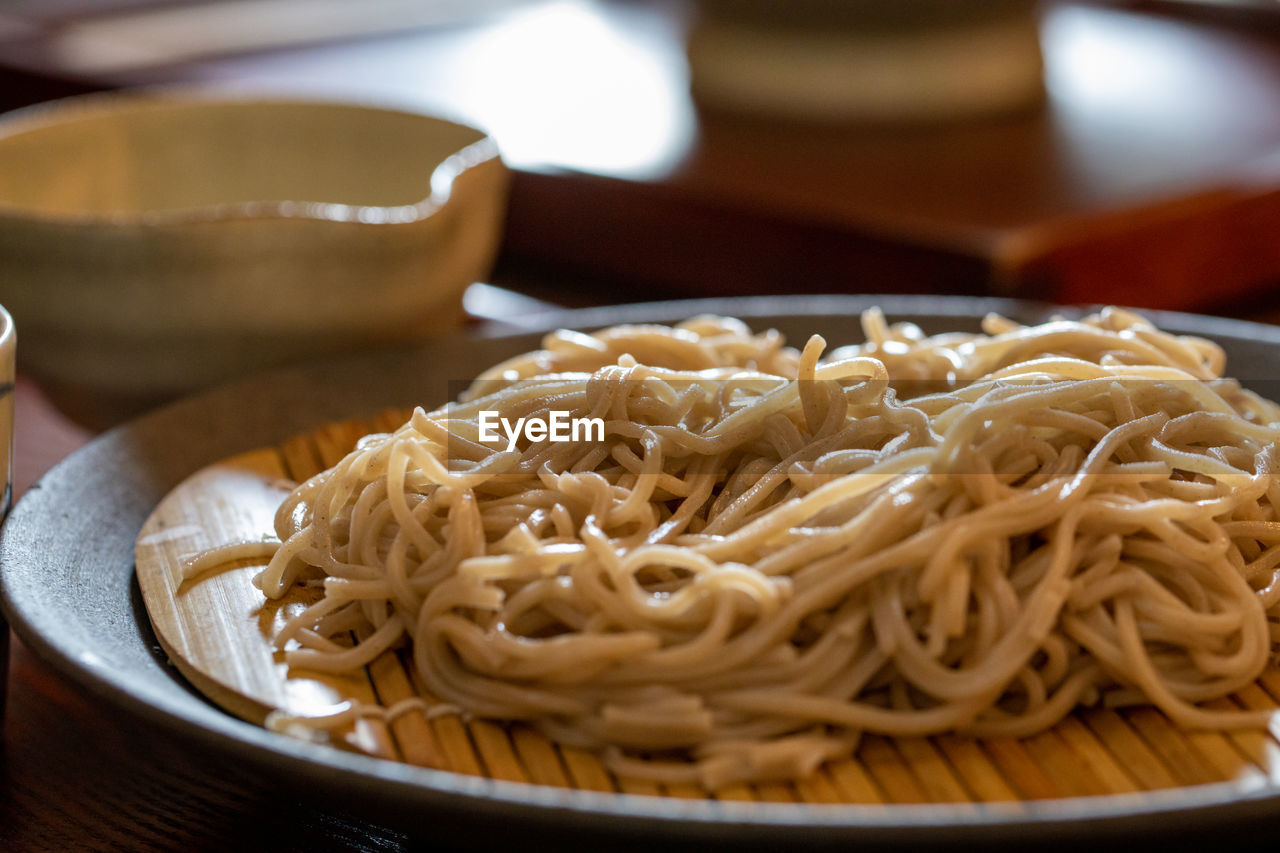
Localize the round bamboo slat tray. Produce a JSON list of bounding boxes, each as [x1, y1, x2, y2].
[[136, 408, 1280, 806]]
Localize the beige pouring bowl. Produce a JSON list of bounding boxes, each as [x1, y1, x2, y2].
[[0, 91, 509, 428]]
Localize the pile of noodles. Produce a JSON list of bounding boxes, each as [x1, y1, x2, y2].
[[187, 307, 1280, 790]]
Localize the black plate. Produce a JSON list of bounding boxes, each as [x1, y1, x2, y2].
[[6, 294, 1280, 850]]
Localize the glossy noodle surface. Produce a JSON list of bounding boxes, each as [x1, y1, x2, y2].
[[186, 308, 1280, 790]]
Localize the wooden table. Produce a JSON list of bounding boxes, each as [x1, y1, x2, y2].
[[2, 636, 427, 851]]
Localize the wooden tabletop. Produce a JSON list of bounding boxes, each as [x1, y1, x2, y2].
[[2, 636, 428, 851]]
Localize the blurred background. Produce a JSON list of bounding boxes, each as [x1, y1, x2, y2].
[[4, 0, 1280, 314], [4, 0, 1280, 466]]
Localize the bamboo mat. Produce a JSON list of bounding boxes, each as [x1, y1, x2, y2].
[[135, 409, 1280, 805]]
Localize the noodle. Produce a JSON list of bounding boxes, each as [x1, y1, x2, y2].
[[185, 307, 1280, 791]]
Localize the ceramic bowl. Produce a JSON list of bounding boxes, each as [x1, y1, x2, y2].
[[0, 91, 508, 428], [687, 0, 1043, 122]]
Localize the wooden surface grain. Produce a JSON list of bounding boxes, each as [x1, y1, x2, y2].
[[0, 382, 416, 851], [135, 447, 358, 728], [0, 635, 427, 852]]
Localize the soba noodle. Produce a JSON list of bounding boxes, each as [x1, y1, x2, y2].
[[185, 307, 1280, 790]]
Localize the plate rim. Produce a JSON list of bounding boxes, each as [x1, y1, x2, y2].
[[7, 293, 1280, 846]]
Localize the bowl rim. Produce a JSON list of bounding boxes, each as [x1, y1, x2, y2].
[[0, 87, 503, 227]]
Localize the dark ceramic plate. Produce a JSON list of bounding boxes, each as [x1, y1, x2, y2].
[[5, 295, 1280, 850]]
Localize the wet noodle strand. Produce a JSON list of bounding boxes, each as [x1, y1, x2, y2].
[[188, 309, 1280, 790]]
